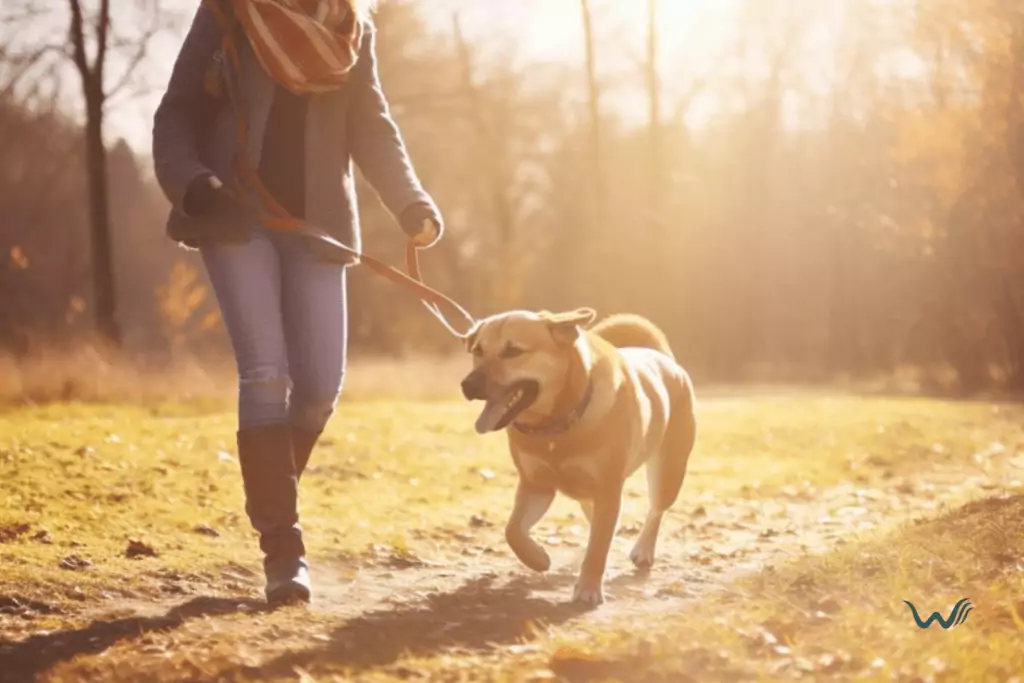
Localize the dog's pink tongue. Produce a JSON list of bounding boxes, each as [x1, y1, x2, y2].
[[474, 398, 507, 434]]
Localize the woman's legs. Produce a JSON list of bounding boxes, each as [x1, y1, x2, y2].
[[201, 232, 348, 604], [201, 233, 308, 604]]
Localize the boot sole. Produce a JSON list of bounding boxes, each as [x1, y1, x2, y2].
[[266, 582, 311, 606]]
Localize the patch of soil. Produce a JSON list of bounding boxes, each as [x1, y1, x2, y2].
[[0, 523, 31, 543]]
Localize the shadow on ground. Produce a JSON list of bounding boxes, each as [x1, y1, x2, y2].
[[229, 572, 590, 679], [0, 596, 266, 683]]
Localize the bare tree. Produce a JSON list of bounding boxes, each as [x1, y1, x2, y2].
[[1, 0, 165, 347], [579, 0, 604, 230], [645, 0, 662, 215], [69, 0, 165, 346]]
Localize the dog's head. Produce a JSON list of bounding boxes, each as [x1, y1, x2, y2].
[[460, 308, 597, 434]]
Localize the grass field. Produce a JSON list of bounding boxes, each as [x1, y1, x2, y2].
[[2, 389, 1024, 681]]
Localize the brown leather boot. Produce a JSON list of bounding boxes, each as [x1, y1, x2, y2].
[[291, 427, 321, 480], [236, 424, 311, 605]]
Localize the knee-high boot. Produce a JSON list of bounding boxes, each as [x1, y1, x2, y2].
[[291, 427, 322, 480], [236, 424, 311, 605]]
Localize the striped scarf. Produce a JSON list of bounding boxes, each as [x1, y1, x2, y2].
[[219, 0, 365, 94]]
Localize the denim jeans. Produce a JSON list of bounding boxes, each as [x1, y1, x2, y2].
[[201, 229, 347, 432]]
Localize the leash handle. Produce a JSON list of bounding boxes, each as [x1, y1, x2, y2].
[[403, 242, 476, 339]]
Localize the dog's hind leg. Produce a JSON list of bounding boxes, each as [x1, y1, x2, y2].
[[630, 407, 696, 569], [506, 478, 556, 572]]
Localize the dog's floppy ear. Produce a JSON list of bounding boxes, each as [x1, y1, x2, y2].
[[546, 308, 597, 344]]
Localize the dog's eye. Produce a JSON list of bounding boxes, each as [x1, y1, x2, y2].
[[472, 344, 484, 357], [500, 345, 524, 359]]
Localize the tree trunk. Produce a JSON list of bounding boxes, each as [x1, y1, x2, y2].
[[579, 0, 604, 273], [646, 0, 662, 217], [83, 87, 120, 346]]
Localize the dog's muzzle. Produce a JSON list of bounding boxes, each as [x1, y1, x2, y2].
[[461, 370, 487, 401]]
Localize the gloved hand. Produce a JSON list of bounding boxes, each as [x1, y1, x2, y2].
[[182, 173, 238, 217], [399, 201, 443, 249]]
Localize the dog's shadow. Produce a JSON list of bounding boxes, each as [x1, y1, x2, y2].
[[0, 595, 267, 681], [227, 572, 592, 679]]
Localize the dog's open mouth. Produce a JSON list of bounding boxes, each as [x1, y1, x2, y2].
[[474, 380, 539, 434]]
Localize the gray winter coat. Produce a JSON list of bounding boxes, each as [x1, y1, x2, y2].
[[152, 5, 439, 263]]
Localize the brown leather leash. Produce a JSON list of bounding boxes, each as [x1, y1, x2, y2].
[[204, 0, 475, 340]]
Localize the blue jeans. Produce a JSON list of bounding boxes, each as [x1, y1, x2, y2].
[[201, 229, 347, 432]]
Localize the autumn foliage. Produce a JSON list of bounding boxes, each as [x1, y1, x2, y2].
[[3, 0, 1024, 393]]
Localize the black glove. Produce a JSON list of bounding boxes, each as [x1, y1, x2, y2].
[[399, 201, 443, 249], [182, 173, 238, 217]]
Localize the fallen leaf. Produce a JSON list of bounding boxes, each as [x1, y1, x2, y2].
[[126, 539, 158, 559], [469, 514, 492, 528], [59, 555, 91, 570], [618, 523, 641, 536]]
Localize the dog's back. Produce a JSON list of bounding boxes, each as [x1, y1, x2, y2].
[[589, 314, 674, 360]]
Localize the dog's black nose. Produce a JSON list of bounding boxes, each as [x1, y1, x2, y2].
[[461, 371, 486, 400]]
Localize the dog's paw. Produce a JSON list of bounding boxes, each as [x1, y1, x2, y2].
[[507, 534, 551, 572], [629, 542, 656, 569], [572, 580, 605, 607]]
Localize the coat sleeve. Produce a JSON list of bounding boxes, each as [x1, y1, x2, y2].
[[152, 5, 220, 215], [347, 25, 440, 231]]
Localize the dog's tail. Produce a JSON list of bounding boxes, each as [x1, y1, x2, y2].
[[589, 314, 674, 360]]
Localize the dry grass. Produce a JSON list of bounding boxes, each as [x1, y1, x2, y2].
[[2, 392, 1024, 681], [535, 493, 1024, 683], [0, 347, 467, 408]]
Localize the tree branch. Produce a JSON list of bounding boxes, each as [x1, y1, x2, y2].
[[0, 44, 68, 103], [67, 0, 89, 79], [105, 10, 162, 102], [94, 0, 111, 79]]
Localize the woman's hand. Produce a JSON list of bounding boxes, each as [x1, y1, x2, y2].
[[400, 201, 443, 249], [183, 173, 236, 217]]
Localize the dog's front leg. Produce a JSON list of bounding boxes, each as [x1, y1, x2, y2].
[[505, 478, 556, 572], [573, 483, 623, 606]]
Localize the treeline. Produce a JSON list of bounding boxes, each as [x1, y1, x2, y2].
[[3, 0, 1024, 392]]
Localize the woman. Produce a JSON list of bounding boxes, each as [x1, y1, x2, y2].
[[152, 0, 442, 606]]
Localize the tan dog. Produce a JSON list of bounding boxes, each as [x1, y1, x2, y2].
[[461, 308, 696, 605]]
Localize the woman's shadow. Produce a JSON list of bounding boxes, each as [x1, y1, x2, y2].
[[0, 595, 267, 682]]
